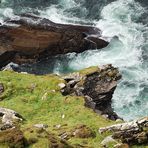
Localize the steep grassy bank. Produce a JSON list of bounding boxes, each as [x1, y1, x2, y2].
[[0, 70, 147, 148], [0, 70, 115, 147]]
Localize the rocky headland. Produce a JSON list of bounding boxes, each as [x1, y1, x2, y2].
[[0, 14, 147, 148]]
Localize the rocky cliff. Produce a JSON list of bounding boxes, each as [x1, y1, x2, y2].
[[0, 14, 109, 68]]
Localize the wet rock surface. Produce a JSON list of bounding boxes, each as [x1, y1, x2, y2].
[[99, 117, 148, 146], [0, 14, 109, 68], [61, 64, 122, 120]]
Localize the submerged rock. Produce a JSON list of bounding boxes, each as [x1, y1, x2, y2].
[[0, 14, 109, 68], [61, 64, 122, 120]]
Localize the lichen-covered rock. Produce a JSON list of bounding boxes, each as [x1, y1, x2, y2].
[[61, 64, 122, 120], [0, 107, 23, 130], [99, 117, 148, 145]]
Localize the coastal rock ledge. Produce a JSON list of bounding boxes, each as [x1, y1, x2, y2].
[[61, 64, 122, 120], [0, 14, 109, 68]]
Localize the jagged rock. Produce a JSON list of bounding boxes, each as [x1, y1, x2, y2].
[[2, 62, 19, 71], [0, 83, 4, 95], [0, 14, 109, 68], [0, 107, 23, 129], [62, 65, 122, 120], [99, 117, 148, 145]]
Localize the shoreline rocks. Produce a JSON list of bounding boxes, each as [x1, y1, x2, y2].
[[0, 14, 109, 68]]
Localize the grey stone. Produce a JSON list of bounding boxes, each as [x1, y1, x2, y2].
[[34, 124, 48, 129]]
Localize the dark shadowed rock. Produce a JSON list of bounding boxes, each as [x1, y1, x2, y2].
[[61, 64, 122, 120], [0, 14, 109, 68]]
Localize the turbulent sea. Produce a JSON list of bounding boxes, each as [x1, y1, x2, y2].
[[0, 0, 148, 121]]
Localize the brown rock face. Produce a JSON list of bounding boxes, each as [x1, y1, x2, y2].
[[0, 14, 109, 68]]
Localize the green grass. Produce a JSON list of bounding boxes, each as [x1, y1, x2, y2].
[[0, 70, 147, 147]]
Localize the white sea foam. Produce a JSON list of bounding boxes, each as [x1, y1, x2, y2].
[[50, 0, 148, 120]]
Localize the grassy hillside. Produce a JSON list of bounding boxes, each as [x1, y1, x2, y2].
[[0, 71, 147, 148]]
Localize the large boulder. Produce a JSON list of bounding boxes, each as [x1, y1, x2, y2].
[[0, 14, 109, 68]]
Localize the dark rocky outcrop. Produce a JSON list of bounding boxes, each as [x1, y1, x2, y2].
[[0, 14, 109, 68], [61, 64, 122, 120]]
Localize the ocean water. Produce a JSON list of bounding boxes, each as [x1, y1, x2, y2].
[[0, 0, 148, 121]]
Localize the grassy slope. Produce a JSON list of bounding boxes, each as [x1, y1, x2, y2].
[[0, 71, 147, 148], [0, 71, 114, 147]]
